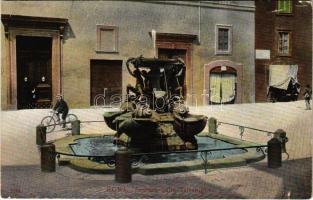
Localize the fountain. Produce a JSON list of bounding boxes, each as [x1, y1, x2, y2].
[[103, 56, 208, 152], [49, 56, 265, 174]]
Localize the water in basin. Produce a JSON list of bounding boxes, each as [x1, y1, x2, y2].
[[70, 136, 247, 163]]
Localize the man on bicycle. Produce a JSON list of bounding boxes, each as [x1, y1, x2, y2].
[[53, 94, 69, 128]]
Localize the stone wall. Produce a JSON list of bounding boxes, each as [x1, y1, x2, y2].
[[1, 1, 255, 109]]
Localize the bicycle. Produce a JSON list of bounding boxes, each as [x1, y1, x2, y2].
[[40, 110, 78, 133]]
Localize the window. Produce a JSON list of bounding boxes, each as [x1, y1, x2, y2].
[[277, 31, 291, 56], [215, 25, 232, 55], [96, 25, 118, 52], [277, 0, 292, 14]]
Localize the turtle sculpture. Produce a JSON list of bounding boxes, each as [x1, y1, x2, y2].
[[103, 56, 207, 152]]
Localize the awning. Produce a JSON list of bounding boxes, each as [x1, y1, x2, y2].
[[269, 65, 298, 90]]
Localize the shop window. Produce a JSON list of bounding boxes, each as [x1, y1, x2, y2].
[[96, 25, 118, 52]]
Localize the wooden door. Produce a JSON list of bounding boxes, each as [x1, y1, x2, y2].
[[90, 60, 122, 106], [6, 28, 61, 110], [158, 48, 187, 96], [158, 48, 186, 61], [16, 36, 52, 109]]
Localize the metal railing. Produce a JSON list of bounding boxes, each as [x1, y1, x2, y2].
[[38, 118, 271, 174], [132, 144, 267, 173], [43, 120, 105, 128], [217, 121, 274, 139]]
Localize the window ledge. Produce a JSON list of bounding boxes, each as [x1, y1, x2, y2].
[[95, 50, 119, 54], [275, 12, 293, 16], [276, 54, 292, 57], [215, 51, 232, 55]]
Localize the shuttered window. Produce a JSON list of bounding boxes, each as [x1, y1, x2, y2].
[[277, 0, 292, 14], [215, 25, 232, 55], [218, 28, 229, 51], [278, 31, 291, 56]]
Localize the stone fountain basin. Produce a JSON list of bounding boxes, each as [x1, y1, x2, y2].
[[52, 133, 265, 175]]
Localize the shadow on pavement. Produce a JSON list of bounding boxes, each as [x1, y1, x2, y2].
[[1, 164, 246, 198], [2, 157, 311, 198], [249, 157, 312, 199]]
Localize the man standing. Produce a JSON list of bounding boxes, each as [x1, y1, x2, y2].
[[303, 84, 312, 110], [53, 94, 69, 128], [21, 77, 31, 109]]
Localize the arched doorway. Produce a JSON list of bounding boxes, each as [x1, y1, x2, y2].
[[204, 60, 243, 105], [209, 66, 237, 104]]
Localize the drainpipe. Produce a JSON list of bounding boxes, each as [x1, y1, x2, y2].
[[191, 1, 201, 106], [198, 1, 201, 44], [151, 29, 157, 58], [60, 30, 64, 97]]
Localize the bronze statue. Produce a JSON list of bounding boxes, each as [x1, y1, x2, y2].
[[126, 61, 144, 96], [103, 56, 207, 152]]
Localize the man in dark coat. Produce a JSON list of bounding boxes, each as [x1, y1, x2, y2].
[[303, 84, 312, 110], [53, 94, 69, 128], [21, 77, 31, 109]]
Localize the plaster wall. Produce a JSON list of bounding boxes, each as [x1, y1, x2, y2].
[[1, 1, 255, 109]]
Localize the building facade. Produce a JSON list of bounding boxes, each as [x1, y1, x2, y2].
[[1, 1, 255, 110], [255, 0, 312, 102]]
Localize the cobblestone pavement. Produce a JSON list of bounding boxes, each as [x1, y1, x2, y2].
[[1, 101, 312, 198]]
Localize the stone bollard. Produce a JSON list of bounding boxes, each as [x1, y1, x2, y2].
[[36, 125, 47, 145], [115, 147, 132, 183], [208, 117, 217, 134], [41, 143, 56, 172], [273, 129, 288, 156], [267, 137, 282, 168], [71, 120, 80, 135]]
